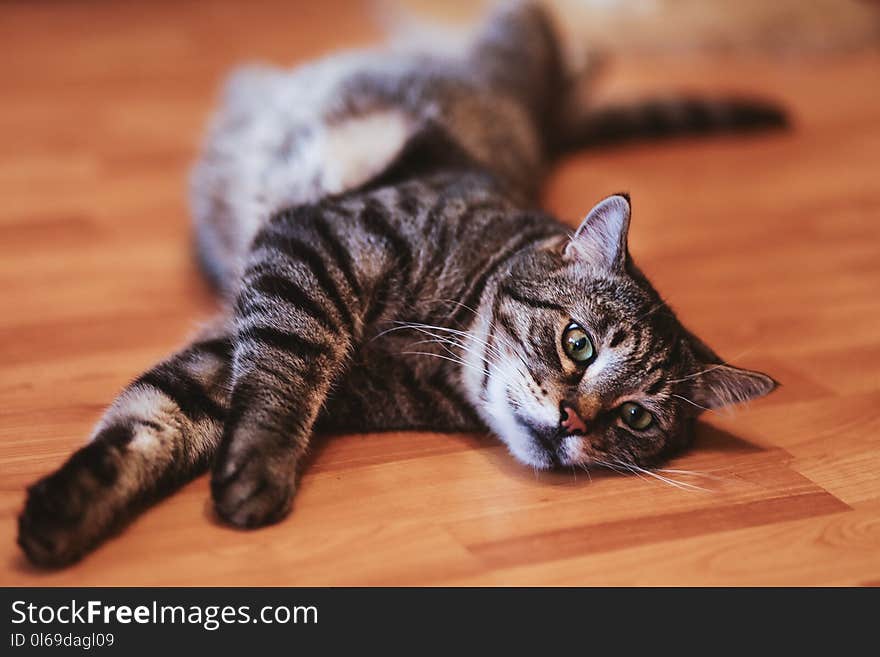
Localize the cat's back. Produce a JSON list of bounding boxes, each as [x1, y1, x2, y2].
[[269, 167, 559, 306]]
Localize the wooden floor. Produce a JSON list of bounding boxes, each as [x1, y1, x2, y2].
[[1, 0, 879, 586]]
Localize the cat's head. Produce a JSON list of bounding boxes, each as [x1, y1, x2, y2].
[[477, 193, 777, 470]]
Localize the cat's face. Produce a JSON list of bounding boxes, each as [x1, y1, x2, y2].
[[477, 195, 776, 471]]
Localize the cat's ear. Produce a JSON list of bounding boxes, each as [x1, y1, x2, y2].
[[690, 363, 779, 410], [564, 193, 631, 271]]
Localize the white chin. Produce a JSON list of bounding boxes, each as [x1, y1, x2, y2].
[[481, 372, 564, 470], [503, 434, 556, 470], [500, 426, 585, 471]]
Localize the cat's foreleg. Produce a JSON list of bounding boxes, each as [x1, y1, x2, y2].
[[17, 325, 232, 567], [210, 206, 378, 528]]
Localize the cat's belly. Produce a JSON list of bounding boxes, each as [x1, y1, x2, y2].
[[190, 53, 421, 291]]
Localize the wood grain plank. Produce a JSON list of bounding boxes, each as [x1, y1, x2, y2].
[[447, 502, 880, 586]]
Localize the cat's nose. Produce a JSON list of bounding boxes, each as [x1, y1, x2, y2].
[[559, 401, 588, 435]]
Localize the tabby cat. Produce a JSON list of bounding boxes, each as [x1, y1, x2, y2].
[[18, 1, 782, 567]]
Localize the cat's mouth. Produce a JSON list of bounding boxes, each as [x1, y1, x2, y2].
[[513, 415, 577, 468]]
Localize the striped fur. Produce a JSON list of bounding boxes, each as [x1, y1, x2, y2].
[[19, 1, 780, 566], [557, 95, 788, 153], [19, 325, 232, 565]]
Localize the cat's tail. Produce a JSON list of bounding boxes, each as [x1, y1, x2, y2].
[[459, 3, 789, 157], [17, 322, 232, 567], [552, 94, 789, 156]]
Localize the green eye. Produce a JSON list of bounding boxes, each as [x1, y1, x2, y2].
[[562, 323, 595, 364], [619, 402, 653, 430]]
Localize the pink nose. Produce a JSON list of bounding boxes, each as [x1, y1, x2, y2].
[[560, 402, 588, 435]]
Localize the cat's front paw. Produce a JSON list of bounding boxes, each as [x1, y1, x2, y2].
[[18, 439, 125, 567], [210, 446, 296, 529], [18, 471, 95, 567]]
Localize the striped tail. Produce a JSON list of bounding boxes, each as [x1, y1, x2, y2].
[[556, 95, 789, 153], [17, 324, 232, 567]]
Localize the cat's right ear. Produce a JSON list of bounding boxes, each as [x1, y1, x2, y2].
[[564, 193, 631, 272]]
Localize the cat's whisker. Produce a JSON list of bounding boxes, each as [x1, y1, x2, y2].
[[665, 347, 759, 384], [646, 470, 710, 493], [602, 458, 653, 481], [628, 300, 667, 328], [400, 351, 489, 377], [592, 458, 633, 477], [432, 297, 482, 319], [410, 298, 523, 364], [614, 461, 652, 484], [590, 457, 709, 492], [656, 467, 729, 482], [625, 462, 711, 492], [454, 328, 511, 364], [577, 461, 593, 483], [404, 345, 520, 396], [666, 364, 727, 384], [408, 305, 527, 378], [400, 331, 515, 389], [483, 316, 534, 372], [410, 337, 516, 390], [392, 321, 509, 363], [407, 335, 469, 354], [387, 324, 498, 367], [408, 337, 469, 362], [671, 393, 716, 414]]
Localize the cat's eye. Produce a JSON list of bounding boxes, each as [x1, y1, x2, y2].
[[619, 402, 653, 430], [562, 322, 595, 364]]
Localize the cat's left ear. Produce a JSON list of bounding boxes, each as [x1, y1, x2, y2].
[[681, 326, 778, 411], [690, 363, 779, 410], [565, 193, 631, 271]]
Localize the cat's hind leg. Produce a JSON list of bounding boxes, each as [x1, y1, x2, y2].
[[17, 324, 232, 567]]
